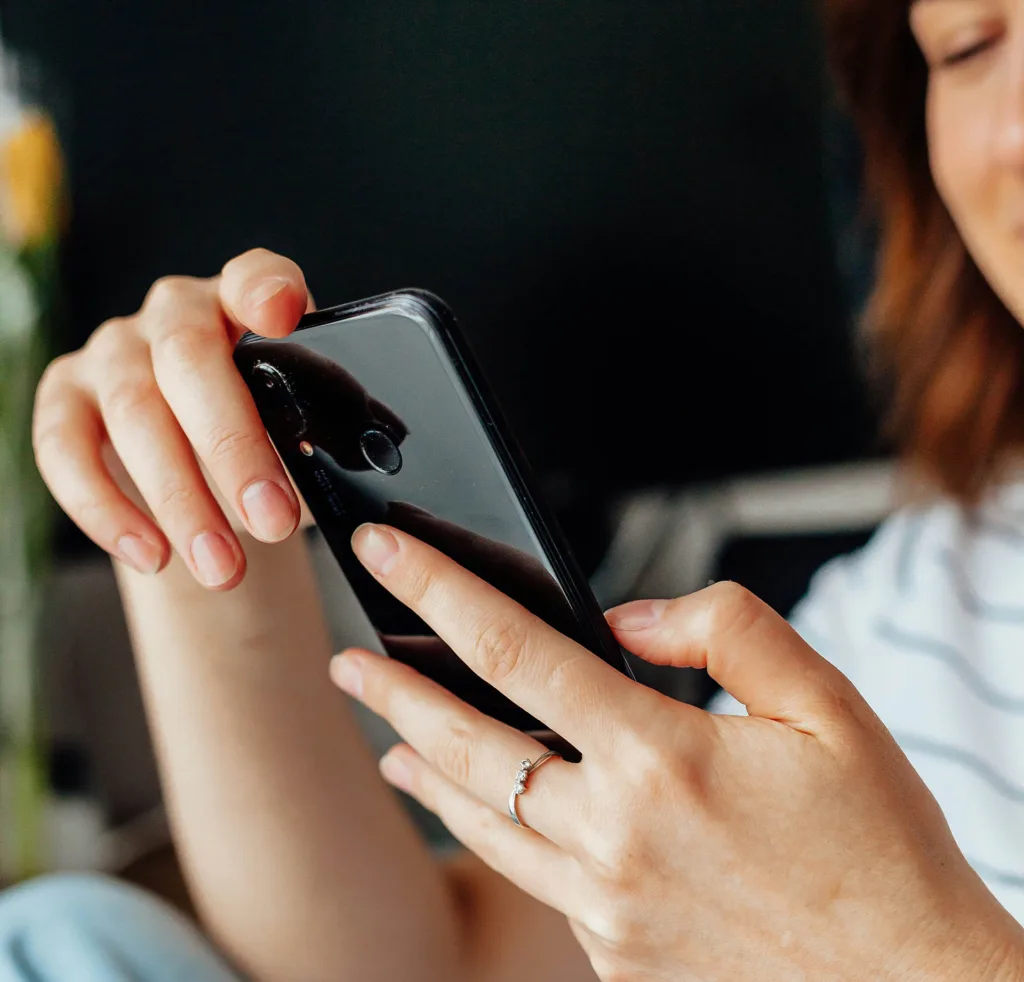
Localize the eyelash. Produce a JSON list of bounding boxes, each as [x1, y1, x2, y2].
[[941, 37, 997, 68]]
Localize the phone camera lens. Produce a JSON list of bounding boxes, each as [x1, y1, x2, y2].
[[359, 428, 403, 475], [254, 362, 282, 388], [253, 362, 307, 436]]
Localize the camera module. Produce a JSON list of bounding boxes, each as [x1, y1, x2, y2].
[[359, 428, 403, 475]]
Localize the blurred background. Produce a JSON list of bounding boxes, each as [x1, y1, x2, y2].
[[0, 0, 894, 909]]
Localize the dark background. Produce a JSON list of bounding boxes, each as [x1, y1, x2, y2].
[[2, 0, 878, 569]]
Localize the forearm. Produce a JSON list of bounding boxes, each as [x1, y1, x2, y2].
[[114, 531, 463, 982]]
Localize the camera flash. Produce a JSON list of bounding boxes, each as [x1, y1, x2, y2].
[[299, 441, 314, 457]]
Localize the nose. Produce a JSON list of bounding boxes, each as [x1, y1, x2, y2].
[[993, 22, 1024, 170]]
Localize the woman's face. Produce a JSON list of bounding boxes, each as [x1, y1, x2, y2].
[[912, 0, 1024, 323]]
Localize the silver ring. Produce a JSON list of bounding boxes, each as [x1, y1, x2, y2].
[[508, 750, 563, 829]]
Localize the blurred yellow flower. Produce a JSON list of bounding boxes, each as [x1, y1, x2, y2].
[[0, 112, 64, 248]]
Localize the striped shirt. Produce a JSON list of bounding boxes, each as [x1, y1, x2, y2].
[[709, 480, 1024, 924]]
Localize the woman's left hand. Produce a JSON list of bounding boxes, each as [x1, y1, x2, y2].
[[330, 524, 1024, 982]]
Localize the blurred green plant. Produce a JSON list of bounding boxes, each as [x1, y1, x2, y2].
[[0, 104, 64, 882]]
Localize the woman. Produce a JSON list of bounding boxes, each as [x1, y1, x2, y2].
[[6, 0, 1024, 979]]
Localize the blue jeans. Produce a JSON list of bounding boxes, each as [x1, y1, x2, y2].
[[0, 874, 245, 981]]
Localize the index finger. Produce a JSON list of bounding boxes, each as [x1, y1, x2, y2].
[[218, 247, 314, 339], [351, 523, 638, 751]]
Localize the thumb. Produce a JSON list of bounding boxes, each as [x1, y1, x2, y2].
[[606, 583, 858, 727]]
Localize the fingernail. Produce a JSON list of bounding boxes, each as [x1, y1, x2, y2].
[[330, 655, 364, 699], [189, 531, 239, 587], [380, 751, 412, 792], [241, 480, 297, 542], [352, 524, 399, 575], [245, 276, 291, 309], [116, 534, 163, 575], [606, 599, 668, 631]]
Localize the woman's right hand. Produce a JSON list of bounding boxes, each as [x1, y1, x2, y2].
[[33, 248, 314, 590]]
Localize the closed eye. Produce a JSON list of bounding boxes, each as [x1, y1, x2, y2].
[[941, 36, 998, 67]]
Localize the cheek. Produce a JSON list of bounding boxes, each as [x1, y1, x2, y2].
[[927, 118, 952, 207], [924, 78, 1024, 323], [927, 84, 990, 224]]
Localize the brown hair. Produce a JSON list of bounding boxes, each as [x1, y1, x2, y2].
[[826, 0, 1024, 500]]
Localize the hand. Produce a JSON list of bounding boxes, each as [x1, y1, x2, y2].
[[330, 523, 1024, 982], [33, 249, 313, 588]]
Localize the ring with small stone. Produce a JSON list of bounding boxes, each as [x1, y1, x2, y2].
[[508, 750, 563, 829]]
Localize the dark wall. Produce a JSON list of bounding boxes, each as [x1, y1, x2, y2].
[[3, 0, 877, 564]]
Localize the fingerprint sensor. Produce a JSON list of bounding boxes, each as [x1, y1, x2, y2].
[[359, 428, 403, 475]]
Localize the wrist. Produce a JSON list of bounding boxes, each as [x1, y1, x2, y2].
[[984, 934, 1024, 982], [916, 907, 1024, 982], [881, 878, 1024, 982]]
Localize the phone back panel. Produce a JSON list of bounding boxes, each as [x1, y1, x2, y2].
[[235, 292, 630, 743]]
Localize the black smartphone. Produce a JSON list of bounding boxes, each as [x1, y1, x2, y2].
[[235, 290, 633, 754]]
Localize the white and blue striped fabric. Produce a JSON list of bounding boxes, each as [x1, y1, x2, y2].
[[709, 481, 1024, 924]]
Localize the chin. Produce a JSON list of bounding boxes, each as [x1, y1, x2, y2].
[[992, 284, 1024, 329], [1005, 303, 1024, 330], [970, 252, 1024, 329]]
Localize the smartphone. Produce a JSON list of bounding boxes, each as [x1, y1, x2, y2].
[[235, 289, 633, 754]]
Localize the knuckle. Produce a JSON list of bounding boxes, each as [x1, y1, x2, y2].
[[472, 614, 529, 684], [471, 798, 509, 843], [31, 421, 56, 462], [818, 676, 861, 723], [544, 649, 593, 707], [74, 493, 116, 531], [704, 580, 765, 640], [153, 478, 199, 514], [617, 725, 714, 813], [143, 275, 194, 309], [583, 893, 640, 951], [587, 958, 634, 982], [400, 762, 428, 807], [36, 352, 74, 394], [401, 561, 439, 608], [816, 675, 875, 742], [202, 422, 259, 466], [31, 413, 68, 464], [151, 319, 222, 374], [399, 764, 439, 817], [663, 751, 714, 818], [604, 966, 642, 982], [33, 361, 75, 430], [592, 829, 644, 884], [101, 375, 162, 421], [32, 386, 77, 466], [438, 792, 500, 854], [621, 732, 675, 787], [84, 317, 131, 360], [434, 718, 476, 787]]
